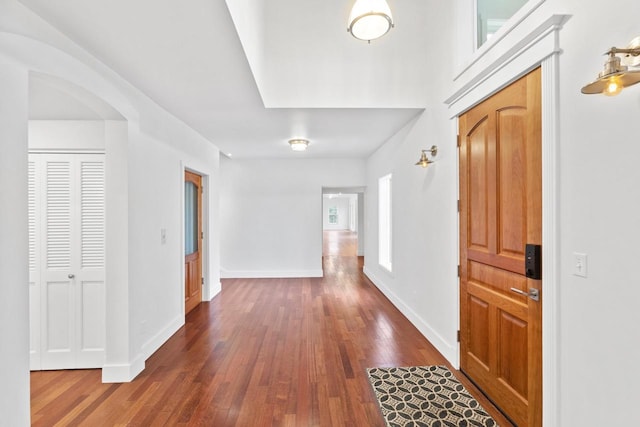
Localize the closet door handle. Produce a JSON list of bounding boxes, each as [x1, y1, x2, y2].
[[68, 274, 75, 279]]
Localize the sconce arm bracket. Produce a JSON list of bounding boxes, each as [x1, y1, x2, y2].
[[607, 47, 640, 57]]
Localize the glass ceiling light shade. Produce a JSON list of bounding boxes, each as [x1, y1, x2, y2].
[[347, 0, 394, 42], [581, 39, 640, 96], [289, 139, 309, 151]]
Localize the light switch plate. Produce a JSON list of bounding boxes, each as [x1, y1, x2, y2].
[[573, 252, 587, 277]]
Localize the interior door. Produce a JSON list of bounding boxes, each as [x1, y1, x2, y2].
[[184, 170, 203, 314], [29, 153, 106, 370], [459, 67, 542, 427]]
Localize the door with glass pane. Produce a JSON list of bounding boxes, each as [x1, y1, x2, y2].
[[185, 171, 202, 314]]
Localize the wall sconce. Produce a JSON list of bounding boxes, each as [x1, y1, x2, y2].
[[581, 37, 640, 96], [415, 145, 438, 168]]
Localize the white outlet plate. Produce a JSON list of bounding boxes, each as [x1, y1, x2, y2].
[[573, 252, 587, 277]]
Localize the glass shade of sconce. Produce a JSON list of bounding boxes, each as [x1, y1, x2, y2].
[[415, 145, 438, 168], [581, 37, 640, 96]]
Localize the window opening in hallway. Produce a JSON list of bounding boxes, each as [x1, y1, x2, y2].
[[378, 174, 392, 272]]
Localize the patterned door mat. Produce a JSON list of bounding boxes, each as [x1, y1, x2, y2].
[[367, 365, 498, 427]]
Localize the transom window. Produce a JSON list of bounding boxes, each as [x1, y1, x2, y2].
[[476, 0, 528, 48]]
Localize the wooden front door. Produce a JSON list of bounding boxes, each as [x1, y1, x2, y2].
[[459, 67, 542, 427], [185, 171, 202, 314]]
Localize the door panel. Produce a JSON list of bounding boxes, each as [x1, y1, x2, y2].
[[459, 67, 542, 427], [30, 154, 106, 370], [81, 281, 106, 350], [45, 280, 73, 352], [185, 171, 202, 314], [498, 310, 528, 397], [468, 117, 490, 252], [497, 108, 527, 258], [467, 296, 490, 367]]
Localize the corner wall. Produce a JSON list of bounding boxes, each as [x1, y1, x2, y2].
[[0, 55, 30, 427], [363, 109, 459, 365], [0, 0, 223, 393], [220, 157, 366, 278]]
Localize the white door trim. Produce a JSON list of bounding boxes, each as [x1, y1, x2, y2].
[[445, 14, 569, 427], [182, 164, 211, 309]]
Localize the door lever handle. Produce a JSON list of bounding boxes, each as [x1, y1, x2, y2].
[[510, 287, 540, 301]]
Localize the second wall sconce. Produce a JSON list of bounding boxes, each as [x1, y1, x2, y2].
[[581, 36, 640, 96], [415, 145, 438, 168]]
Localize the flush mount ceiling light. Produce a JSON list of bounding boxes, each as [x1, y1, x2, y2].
[[415, 145, 438, 168], [581, 36, 640, 96], [289, 139, 309, 151], [347, 0, 394, 43]]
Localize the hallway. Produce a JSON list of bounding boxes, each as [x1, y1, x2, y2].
[[31, 231, 511, 426], [323, 230, 357, 257]]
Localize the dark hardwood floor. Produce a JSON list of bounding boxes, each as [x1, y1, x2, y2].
[[31, 230, 512, 426]]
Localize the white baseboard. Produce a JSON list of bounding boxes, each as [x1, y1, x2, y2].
[[102, 315, 184, 383], [209, 280, 222, 300], [102, 355, 145, 383], [363, 265, 458, 366], [141, 315, 184, 361], [220, 269, 323, 279]]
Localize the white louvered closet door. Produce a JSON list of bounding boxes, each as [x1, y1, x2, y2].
[[28, 159, 42, 369], [29, 153, 105, 370]]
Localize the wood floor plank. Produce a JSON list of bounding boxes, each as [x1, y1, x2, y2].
[[31, 230, 513, 426]]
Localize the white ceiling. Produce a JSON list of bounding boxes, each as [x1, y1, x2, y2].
[[29, 73, 124, 121], [19, 0, 439, 159]]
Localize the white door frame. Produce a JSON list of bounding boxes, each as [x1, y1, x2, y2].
[[445, 13, 570, 427], [181, 164, 210, 315]]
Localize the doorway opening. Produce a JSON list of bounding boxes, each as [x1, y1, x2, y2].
[[27, 72, 126, 372], [322, 193, 357, 257], [321, 187, 365, 274]]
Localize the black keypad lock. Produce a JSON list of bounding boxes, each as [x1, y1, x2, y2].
[[525, 244, 542, 280]]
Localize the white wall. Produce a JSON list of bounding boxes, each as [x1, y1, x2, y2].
[[348, 195, 356, 232], [29, 120, 106, 151], [127, 125, 221, 367], [0, 55, 30, 427], [364, 1, 640, 426], [259, 0, 435, 108], [364, 108, 459, 364], [322, 196, 350, 230], [539, 1, 640, 425], [220, 158, 365, 277], [0, 3, 223, 414], [357, 193, 364, 256], [224, 0, 266, 95]]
